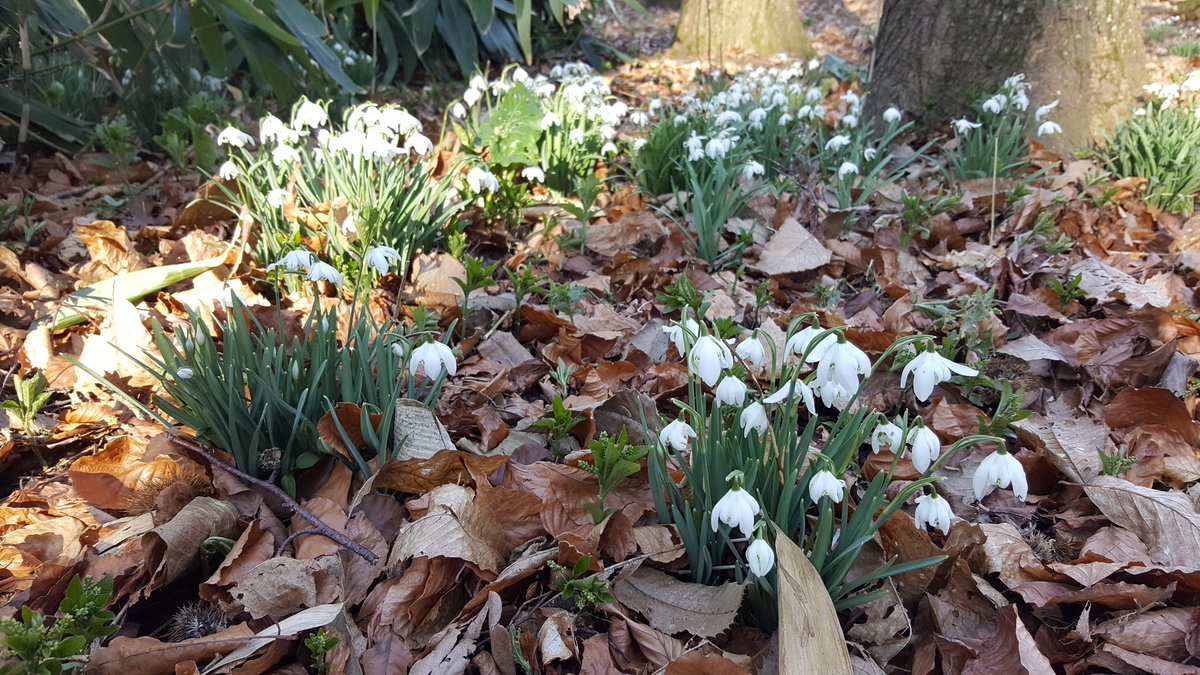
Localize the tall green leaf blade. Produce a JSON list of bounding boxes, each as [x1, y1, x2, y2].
[[514, 0, 531, 63], [463, 0, 494, 32], [271, 0, 362, 93], [205, 0, 300, 47], [436, 0, 478, 75]]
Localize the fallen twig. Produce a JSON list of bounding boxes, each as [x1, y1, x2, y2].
[[167, 431, 381, 565]]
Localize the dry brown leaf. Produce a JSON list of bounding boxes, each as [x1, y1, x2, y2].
[[227, 555, 342, 620], [143, 496, 238, 590], [1094, 607, 1200, 663], [593, 389, 661, 447], [1012, 414, 1106, 484], [86, 624, 257, 675], [611, 567, 743, 638], [375, 451, 507, 495], [614, 611, 683, 668], [76, 220, 147, 284], [664, 651, 752, 674], [776, 529, 852, 674], [960, 605, 1053, 674], [1071, 257, 1170, 309], [388, 484, 507, 574], [586, 210, 667, 256], [537, 609, 578, 665], [1083, 476, 1200, 567], [753, 217, 832, 276]]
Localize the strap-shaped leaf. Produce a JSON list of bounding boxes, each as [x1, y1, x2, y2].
[[514, 0, 531, 63], [436, 0, 479, 76], [272, 0, 363, 93], [205, 0, 300, 46]]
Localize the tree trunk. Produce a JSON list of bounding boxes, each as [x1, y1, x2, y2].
[[865, 0, 1146, 151], [674, 0, 813, 61]]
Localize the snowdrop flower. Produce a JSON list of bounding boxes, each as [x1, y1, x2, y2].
[[710, 486, 760, 537], [901, 349, 979, 402], [814, 378, 852, 409], [521, 166, 545, 183], [267, 249, 315, 272], [568, 128, 586, 144], [630, 111, 649, 126], [735, 336, 766, 369], [466, 167, 499, 194], [714, 376, 748, 407], [747, 537, 775, 576], [953, 119, 982, 135], [217, 161, 239, 180], [974, 450, 1028, 501], [305, 261, 342, 286], [871, 421, 904, 454], [451, 102, 466, 118], [914, 493, 954, 535], [763, 379, 817, 416], [786, 326, 834, 362], [1035, 99, 1059, 121], [469, 74, 487, 90], [541, 112, 561, 130], [272, 145, 301, 166], [808, 470, 844, 503], [663, 318, 699, 355], [864, 147, 878, 162], [883, 106, 902, 124], [293, 100, 328, 130], [841, 113, 858, 129], [1037, 120, 1062, 137], [216, 127, 253, 148], [1011, 89, 1029, 111], [982, 94, 1007, 115], [842, 90, 861, 110], [659, 418, 696, 452], [740, 402, 768, 437], [825, 134, 852, 152], [341, 214, 357, 235], [364, 246, 401, 275], [410, 341, 456, 380], [909, 426, 941, 473], [748, 107, 768, 129], [176, 367, 194, 380], [689, 335, 734, 387], [705, 136, 733, 159], [685, 133, 706, 162], [837, 161, 859, 178], [601, 141, 618, 156], [266, 188, 289, 208], [405, 133, 434, 156], [259, 114, 287, 144], [512, 67, 529, 84], [806, 87, 822, 102], [815, 338, 871, 398], [463, 88, 481, 107], [715, 110, 743, 126], [741, 161, 765, 182]]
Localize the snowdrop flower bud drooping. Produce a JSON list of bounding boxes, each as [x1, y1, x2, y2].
[[409, 341, 457, 380], [735, 336, 766, 369], [659, 419, 696, 452], [870, 420, 904, 454], [914, 493, 955, 535], [974, 450, 1028, 501], [1034, 100, 1059, 121], [714, 376, 748, 407], [267, 249, 316, 272], [815, 338, 871, 399], [217, 161, 239, 180], [746, 537, 775, 577], [740, 402, 769, 437], [764, 379, 817, 416], [710, 486, 760, 537], [900, 348, 979, 402], [689, 335, 733, 387], [176, 367, 194, 380], [663, 318, 700, 356], [521, 166, 545, 183], [364, 246, 402, 275], [305, 261, 343, 287], [883, 106, 902, 124], [808, 470, 844, 503], [909, 426, 941, 473]]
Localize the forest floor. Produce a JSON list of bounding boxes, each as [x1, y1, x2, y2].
[[3, 1, 1200, 674]]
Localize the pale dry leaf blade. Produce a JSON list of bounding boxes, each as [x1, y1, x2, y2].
[[610, 567, 743, 638], [1083, 476, 1200, 567], [775, 528, 852, 674]]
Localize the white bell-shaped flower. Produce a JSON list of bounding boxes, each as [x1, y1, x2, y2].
[[763, 379, 817, 416], [740, 402, 768, 437], [746, 536, 775, 576], [659, 419, 696, 452], [735, 336, 766, 369], [714, 376, 748, 408], [785, 326, 834, 363], [305, 261, 343, 287], [901, 350, 979, 402], [364, 246, 401, 275], [266, 249, 315, 273], [663, 318, 699, 356], [710, 487, 760, 537], [808, 470, 844, 503], [973, 450, 1028, 501], [914, 493, 955, 535], [409, 341, 457, 380], [815, 339, 871, 398], [870, 421, 904, 454], [909, 426, 941, 473], [689, 335, 733, 387]]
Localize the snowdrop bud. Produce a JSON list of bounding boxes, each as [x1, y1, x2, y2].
[[341, 214, 357, 235], [364, 246, 401, 275], [305, 261, 343, 287], [176, 367, 194, 380], [659, 418, 696, 452], [689, 335, 734, 387], [1035, 99, 1059, 121], [409, 341, 456, 379], [451, 102, 466, 118], [735, 336, 766, 369], [710, 487, 760, 537], [601, 141, 618, 156], [463, 88, 481, 107], [837, 161, 859, 178], [740, 402, 768, 437], [746, 537, 775, 576], [909, 426, 941, 473], [953, 118, 982, 135], [1037, 121, 1062, 137], [714, 376, 748, 407], [217, 161, 239, 180], [870, 421, 903, 454], [808, 470, 844, 503], [973, 450, 1028, 501], [883, 106, 902, 124], [864, 147, 878, 162], [900, 349, 979, 402], [914, 493, 955, 535]]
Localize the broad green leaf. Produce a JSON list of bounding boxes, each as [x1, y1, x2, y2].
[[514, 0, 532, 63], [437, 0, 479, 76], [272, 0, 363, 93], [475, 83, 542, 167], [204, 0, 300, 47], [464, 0, 495, 33]]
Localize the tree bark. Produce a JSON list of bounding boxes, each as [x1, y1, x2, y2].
[[674, 0, 813, 61], [866, 0, 1146, 151]]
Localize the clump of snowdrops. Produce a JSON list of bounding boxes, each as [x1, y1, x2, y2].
[[213, 99, 462, 286], [449, 63, 624, 195], [947, 73, 1063, 180], [648, 314, 1026, 625]]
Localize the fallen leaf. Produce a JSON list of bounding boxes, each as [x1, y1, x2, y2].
[[611, 567, 743, 638], [753, 218, 832, 276], [143, 496, 238, 590], [1084, 476, 1200, 567], [775, 529, 852, 674]]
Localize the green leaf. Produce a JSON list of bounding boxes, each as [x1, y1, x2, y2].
[[475, 83, 542, 167], [463, 0, 495, 32], [437, 0, 480, 75], [204, 0, 301, 47], [271, 0, 363, 93], [514, 0, 532, 63]]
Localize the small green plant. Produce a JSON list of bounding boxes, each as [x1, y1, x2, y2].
[[681, 155, 763, 267], [1099, 446, 1138, 477], [946, 75, 1056, 181], [813, 280, 844, 310], [899, 192, 961, 248], [657, 274, 707, 317], [547, 556, 615, 611], [1169, 38, 1200, 58], [977, 381, 1031, 438], [534, 395, 584, 461], [94, 117, 136, 169], [1103, 102, 1200, 215], [1020, 209, 1074, 254], [550, 359, 576, 398], [546, 280, 587, 319], [454, 256, 498, 332], [1047, 274, 1088, 305], [578, 430, 648, 524], [0, 575, 118, 674], [3, 372, 53, 435], [304, 628, 340, 675], [750, 281, 772, 328], [506, 264, 546, 330], [200, 535, 236, 559], [1145, 20, 1178, 43]]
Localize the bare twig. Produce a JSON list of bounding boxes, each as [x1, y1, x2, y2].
[[167, 431, 380, 564]]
